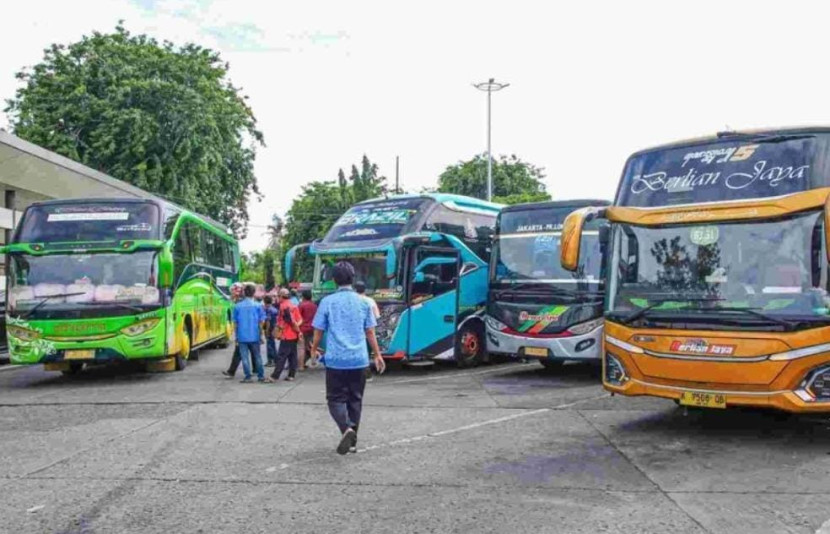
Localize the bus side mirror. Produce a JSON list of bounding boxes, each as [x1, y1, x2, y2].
[[158, 245, 174, 288], [0, 246, 7, 254], [413, 272, 426, 283], [561, 207, 606, 272]]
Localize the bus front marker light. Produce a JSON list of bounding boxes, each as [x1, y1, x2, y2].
[[768, 343, 830, 361], [802, 366, 830, 401], [567, 318, 603, 336], [606, 335, 643, 354], [121, 319, 160, 337], [7, 325, 40, 341], [575, 339, 596, 353], [605, 352, 628, 386]]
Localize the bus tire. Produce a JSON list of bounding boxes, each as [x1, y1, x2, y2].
[[61, 362, 84, 376], [175, 322, 191, 371], [456, 322, 484, 368]]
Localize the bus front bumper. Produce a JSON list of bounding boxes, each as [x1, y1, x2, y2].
[[486, 325, 603, 362], [606, 378, 830, 413], [8, 323, 167, 365]]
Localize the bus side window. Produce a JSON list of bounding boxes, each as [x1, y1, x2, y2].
[[173, 225, 190, 286], [163, 207, 180, 239]]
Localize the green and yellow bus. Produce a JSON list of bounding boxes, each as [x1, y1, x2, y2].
[[4, 198, 239, 374]]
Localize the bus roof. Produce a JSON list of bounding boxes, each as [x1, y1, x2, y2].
[[499, 199, 610, 214], [629, 126, 830, 158], [356, 193, 503, 213], [28, 197, 231, 234]]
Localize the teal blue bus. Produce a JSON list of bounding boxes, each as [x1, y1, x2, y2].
[[288, 194, 502, 367]]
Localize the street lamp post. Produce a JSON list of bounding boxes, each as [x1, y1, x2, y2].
[[473, 78, 509, 202]]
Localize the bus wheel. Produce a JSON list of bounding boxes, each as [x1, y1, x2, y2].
[[456, 322, 484, 368], [61, 362, 84, 376], [540, 359, 563, 373], [175, 324, 191, 371]]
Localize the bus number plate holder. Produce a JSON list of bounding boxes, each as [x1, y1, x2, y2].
[[64, 350, 95, 360], [524, 347, 548, 358], [679, 391, 726, 409]]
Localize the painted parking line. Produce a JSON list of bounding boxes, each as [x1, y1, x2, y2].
[[0, 364, 22, 374], [268, 394, 609, 473]]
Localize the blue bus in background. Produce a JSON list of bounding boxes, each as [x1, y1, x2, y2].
[[288, 194, 501, 367]]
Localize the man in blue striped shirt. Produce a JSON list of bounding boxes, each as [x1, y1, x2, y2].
[[310, 261, 386, 454]]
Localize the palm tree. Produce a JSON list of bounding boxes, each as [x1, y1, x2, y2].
[[266, 214, 284, 251]]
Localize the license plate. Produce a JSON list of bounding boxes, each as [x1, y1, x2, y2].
[[524, 347, 548, 357], [64, 350, 95, 360], [679, 391, 726, 409]]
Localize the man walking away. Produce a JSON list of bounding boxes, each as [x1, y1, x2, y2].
[[272, 288, 303, 382], [355, 281, 381, 382], [233, 284, 267, 383], [310, 262, 386, 455], [263, 295, 279, 367], [298, 289, 318, 369]]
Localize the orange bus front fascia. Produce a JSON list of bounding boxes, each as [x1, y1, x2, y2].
[[603, 188, 830, 412], [603, 321, 830, 412]]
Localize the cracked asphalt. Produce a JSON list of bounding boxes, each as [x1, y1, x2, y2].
[[2, 346, 830, 534]]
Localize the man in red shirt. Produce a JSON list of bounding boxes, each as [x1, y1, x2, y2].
[[271, 288, 303, 381], [298, 289, 318, 369]]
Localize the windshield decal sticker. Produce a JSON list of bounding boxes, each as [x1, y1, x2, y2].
[[47, 212, 131, 222], [335, 209, 414, 226], [689, 226, 719, 246], [341, 228, 380, 238], [670, 339, 735, 356]]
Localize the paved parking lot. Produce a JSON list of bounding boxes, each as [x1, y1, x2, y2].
[[1, 346, 830, 534]]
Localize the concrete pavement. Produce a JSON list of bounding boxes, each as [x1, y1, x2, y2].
[[1, 345, 830, 533]]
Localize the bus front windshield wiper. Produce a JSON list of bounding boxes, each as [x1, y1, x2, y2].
[[496, 282, 602, 299], [699, 306, 799, 331], [617, 297, 724, 326], [716, 132, 813, 144], [81, 301, 147, 314], [17, 292, 87, 319]]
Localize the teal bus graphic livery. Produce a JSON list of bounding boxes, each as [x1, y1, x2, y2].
[[486, 200, 610, 368], [306, 194, 502, 366]]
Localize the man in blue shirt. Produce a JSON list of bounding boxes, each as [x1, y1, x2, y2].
[[233, 284, 267, 383], [310, 261, 386, 455]]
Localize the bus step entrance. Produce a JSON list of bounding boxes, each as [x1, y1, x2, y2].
[[406, 360, 436, 368]]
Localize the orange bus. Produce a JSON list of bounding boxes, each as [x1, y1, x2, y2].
[[561, 127, 830, 412]]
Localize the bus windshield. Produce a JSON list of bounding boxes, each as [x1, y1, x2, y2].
[[8, 251, 161, 319], [492, 207, 603, 291], [606, 210, 830, 326], [315, 254, 388, 294], [17, 202, 161, 242], [618, 134, 830, 207], [322, 198, 427, 244]]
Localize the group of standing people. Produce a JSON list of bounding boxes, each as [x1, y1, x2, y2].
[[222, 283, 318, 383], [224, 266, 386, 456]]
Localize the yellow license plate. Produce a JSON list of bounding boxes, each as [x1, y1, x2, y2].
[[524, 347, 548, 357], [679, 391, 726, 409], [64, 350, 95, 360]]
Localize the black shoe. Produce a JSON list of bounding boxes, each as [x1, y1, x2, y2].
[[349, 436, 358, 454], [337, 428, 357, 455], [222, 371, 234, 379]]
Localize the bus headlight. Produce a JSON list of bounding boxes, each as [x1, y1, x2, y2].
[[567, 318, 603, 336], [605, 352, 628, 386], [801, 366, 830, 401], [121, 319, 160, 337], [486, 315, 508, 331], [7, 325, 40, 341]]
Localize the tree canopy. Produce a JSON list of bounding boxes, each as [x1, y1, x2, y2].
[[437, 154, 549, 204], [4, 24, 263, 237]]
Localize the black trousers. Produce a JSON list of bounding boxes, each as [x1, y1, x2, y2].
[[326, 368, 367, 434], [226, 345, 241, 375], [272, 340, 298, 379]]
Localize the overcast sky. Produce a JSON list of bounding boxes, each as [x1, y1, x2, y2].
[[2, 0, 830, 251]]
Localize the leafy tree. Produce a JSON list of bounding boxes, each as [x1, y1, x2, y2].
[[4, 24, 263, 237], [262, 250, 276, 290], [437, 154, 549, 202], [283, 155, 387, 281], [241, 251, 264, 284], [494, 192, 552, 205]]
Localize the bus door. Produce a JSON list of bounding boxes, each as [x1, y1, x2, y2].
[[406, 246, 460, 359]]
